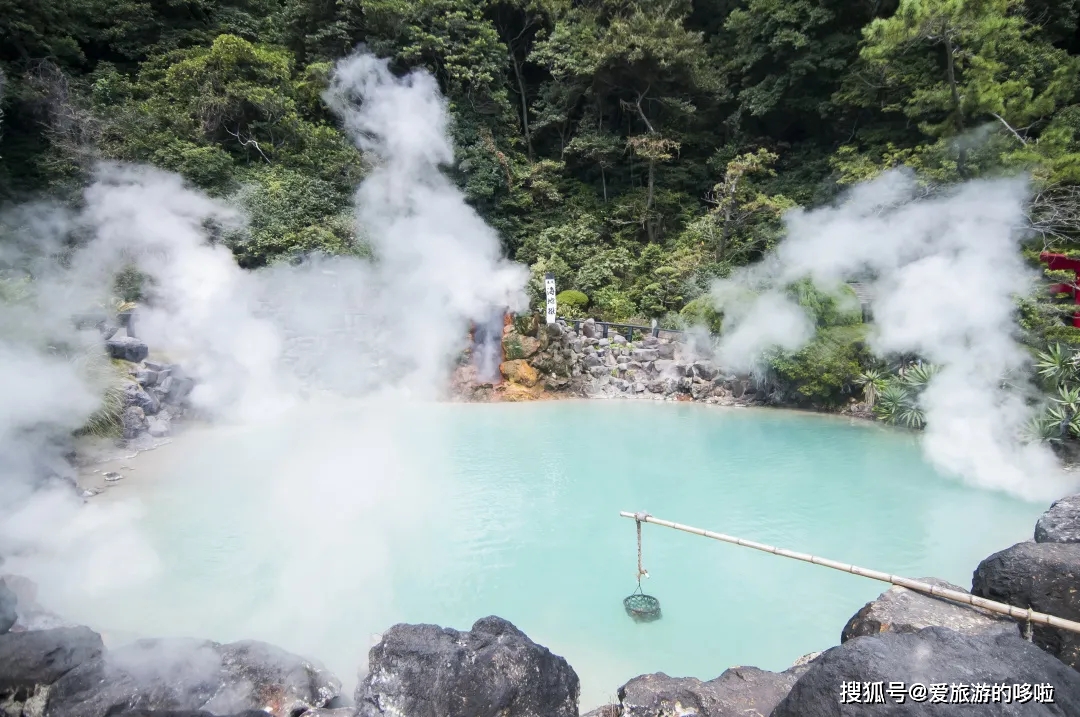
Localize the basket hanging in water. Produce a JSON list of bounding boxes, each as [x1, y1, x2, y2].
[[624, 588, 662, 623], [624, 513, 661, 622]]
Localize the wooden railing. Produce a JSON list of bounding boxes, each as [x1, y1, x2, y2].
[[559, 318, 686, 342]]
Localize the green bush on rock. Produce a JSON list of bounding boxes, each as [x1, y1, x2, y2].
[[556, 290, 589, 318]]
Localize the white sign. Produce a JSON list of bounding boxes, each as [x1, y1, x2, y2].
[[544, 273, 557, 324]]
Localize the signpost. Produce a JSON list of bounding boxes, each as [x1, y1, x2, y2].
[[545, 272, 557, 324]]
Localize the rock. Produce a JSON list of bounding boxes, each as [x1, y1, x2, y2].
[[642, 336, 659, 347], [673, 363, 692, 377], [144, 360, 169, 372], [122, 406, 148, 439], [356, 616, 578, 717], [106, 337, 149, 363], [124, 382, 160, 416], [692, 361, 719, 381], [584, 354, 602, 368], [582, 318, 597, 338], [0, 627, 104, 713], [633, 382, 646, 393], [0, 580, 15, 635], [49, 637, 341, 717], [546, 323, 565, 339], [841, 578, 1016, 643], [147, 416, 171, 438], [1035, 493, 1080, 543], [598, 338, 610, 347], [500, 360, 539, 388], [502, 334, 541, 361], [619, 665, 809, 717], [164, 376, 195, 405], [972, 541, 1080, 670], [612, 334, 627, 345], [113, 712, 272, 717], [772, 626, 1080, 716], [631, 349, 658, 362], [656, 343, 675, 360]]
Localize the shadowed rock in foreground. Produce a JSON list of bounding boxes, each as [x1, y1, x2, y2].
[[772, 627, 1080, 716], [972, 541, 1080, 671], [356, 616, 579, 717], [617, 664, 812, 717], [841, 577, 1016, 643], [0, 627, 340, 717]]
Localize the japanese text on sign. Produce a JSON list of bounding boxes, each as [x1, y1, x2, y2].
[[544, 273, 557, 324], [840, 681, 1054, 705]]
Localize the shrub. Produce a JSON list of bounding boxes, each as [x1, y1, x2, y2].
[[764, 325, 872, 408], [679, 296, 723, 334], [556, 289, 589, 318]]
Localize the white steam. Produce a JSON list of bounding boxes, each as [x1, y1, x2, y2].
[[710, 169, 1078, 501], [0, 52, 527, 617]]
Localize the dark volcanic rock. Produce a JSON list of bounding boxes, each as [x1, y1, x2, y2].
[[106, 336, 149, 363], [0, 579, 15, 634], [972, 541, 1080, 670], [48, 637, 341, 717], [124, 382, 161, 416], [122, 406, 148, 439], [619, 664, 809, 717], [841, 578, 1016, 643], [0, 627, 104, 714], [1035, 494, 1080, 543], [356, 615, 578, 717], [772, 627, 1080, 716], [113, 712, 274, 717]]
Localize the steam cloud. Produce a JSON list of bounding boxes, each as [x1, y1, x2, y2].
[[709, 169, 1079, 501], [0, 52, 527, 629]]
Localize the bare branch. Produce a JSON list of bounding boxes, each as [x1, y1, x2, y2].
[[990, 112, 1027, 146], [225, 125, 272, 164]]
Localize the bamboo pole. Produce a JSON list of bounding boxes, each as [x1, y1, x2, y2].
[[619, 511, 1080, 636]]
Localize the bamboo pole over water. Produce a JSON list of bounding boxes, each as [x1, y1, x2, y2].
[[619, 511, 1080, 636]]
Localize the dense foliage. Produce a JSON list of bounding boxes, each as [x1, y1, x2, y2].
[[5, 0, 1080, 415]]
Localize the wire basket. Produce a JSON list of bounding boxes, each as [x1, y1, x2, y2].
[[624, 592, 662, 623]]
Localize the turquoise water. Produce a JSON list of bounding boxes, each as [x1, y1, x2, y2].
[[77, 400, 1046, 708]]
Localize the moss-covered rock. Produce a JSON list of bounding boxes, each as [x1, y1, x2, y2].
[[500, 359, 540, 387]]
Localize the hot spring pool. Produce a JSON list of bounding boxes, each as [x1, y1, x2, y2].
[[74, 400, 1046, 708]]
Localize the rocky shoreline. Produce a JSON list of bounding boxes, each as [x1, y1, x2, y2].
[[3, 493, 1080, 716], [452, 315, 874, 421]]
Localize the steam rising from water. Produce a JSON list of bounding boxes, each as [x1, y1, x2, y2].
[[0, 52, 526, 610], [710, 170, 1078, 500]]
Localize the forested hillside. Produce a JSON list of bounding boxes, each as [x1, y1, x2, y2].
[[5, 0, 1080, 419]]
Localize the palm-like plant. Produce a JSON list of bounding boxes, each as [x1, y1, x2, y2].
[[855, 368, 887, 408], [902, 362, 940, 389], [1036, 344, 1078, 387]]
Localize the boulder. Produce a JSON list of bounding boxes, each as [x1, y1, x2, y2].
[[502, 334, 541, 361], [48, 637, 341, 717], [773, 626, 1080, 716], [692, 361, 719, 381], [841, 579, 1016, 643], [113, 712, 273, 717], [147, 416, 172, 438], [619, 665, 808, 717], [972, 541, 1080, 670], [1035, 493, 1080, 543], [584, 354, 602, 368], [582, 318, 598, 338], [106, 337, 149, 363], [122, 406, 148, 439], [124, 382, 160, 416], [144, 360, 170, 372], [356, 616, 578, 717], [656, 343, 675, 360], [0, 627, 104, 713], [631, 349, 659, 362], [0, 580, 15, 634], [612, 334, 627, 345], [161, 376, 195, 405], [642, 336, 659, 347], [500, 360, 539, 388]]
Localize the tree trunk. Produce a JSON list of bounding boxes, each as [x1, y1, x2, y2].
[[646, 159, 656, 243], [600, 164, 607, 202], [944, 35, 967, 176], [509, 52, 533, 161]]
